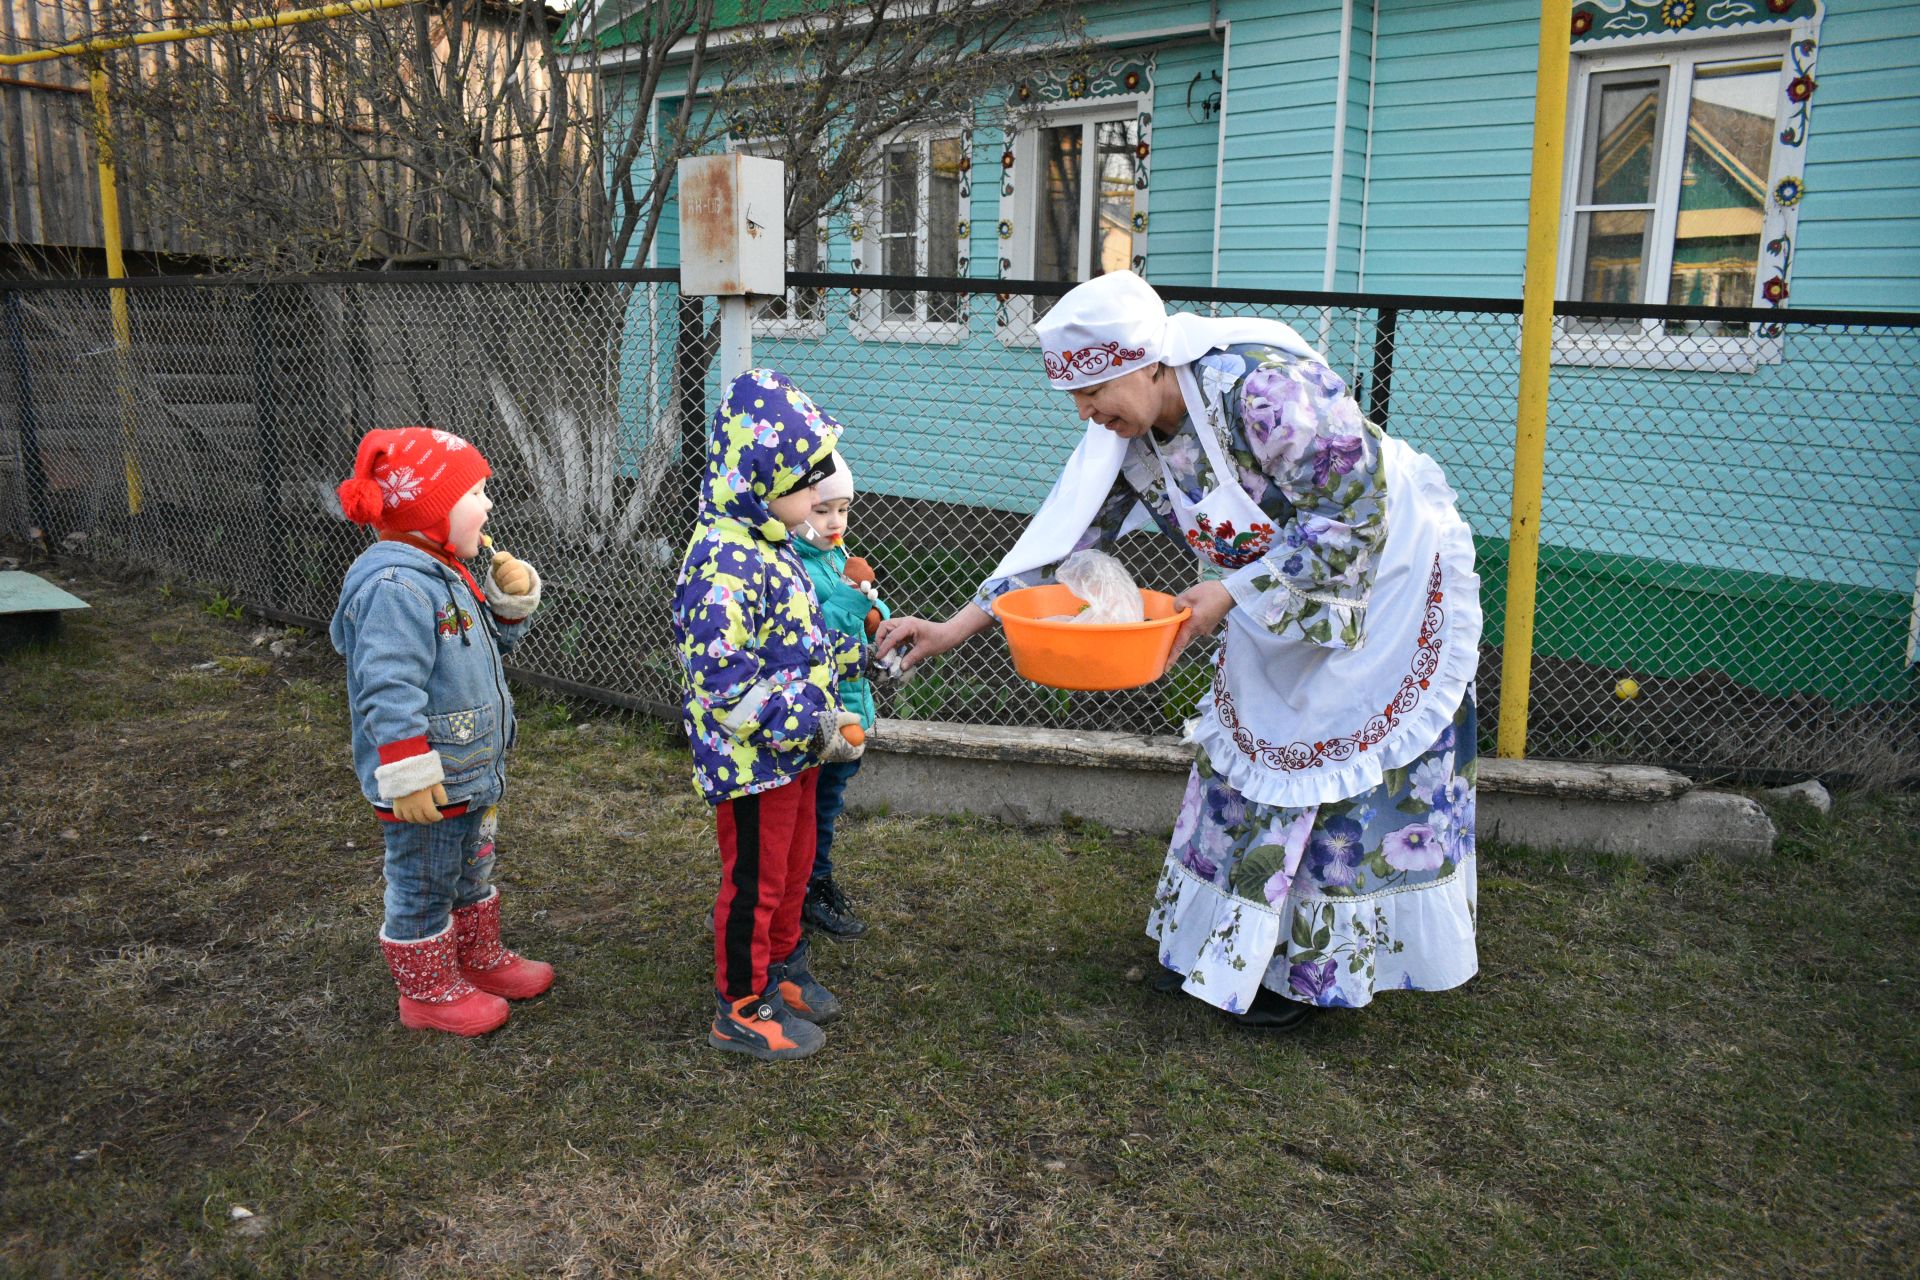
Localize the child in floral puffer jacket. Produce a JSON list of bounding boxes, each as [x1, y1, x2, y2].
[[674, 369, 868, 1062]]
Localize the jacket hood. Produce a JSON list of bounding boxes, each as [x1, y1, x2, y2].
[[339, 537, 467, 601], [702, 368, 842, 543]]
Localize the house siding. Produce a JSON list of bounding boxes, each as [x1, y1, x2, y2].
[[606, 0, 1919, 705]]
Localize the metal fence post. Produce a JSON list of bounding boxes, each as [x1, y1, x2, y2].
[[249, 289, 289, 608], [4, 291, 53, 539], [1366, 306, 1397, 430], [718, 296, 752, 383]]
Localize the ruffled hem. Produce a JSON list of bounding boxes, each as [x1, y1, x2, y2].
[[1191, 443, 1483, 810], [1146, 854, 1478, 1013]]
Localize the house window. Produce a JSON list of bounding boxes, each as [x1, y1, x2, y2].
[[859, 131, 968, 340], [996, 94, 1151, 340], [732, 138, 828, 337], [1034, 114, 1142, 288], [1558, 35, 1795, 368]]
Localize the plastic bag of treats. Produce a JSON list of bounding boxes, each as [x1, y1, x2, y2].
[[1051, 549, 1146, 624]]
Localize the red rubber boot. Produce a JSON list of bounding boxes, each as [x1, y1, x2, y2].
[[452, 888, 554, 1000], [380, 924, 509, 1036]]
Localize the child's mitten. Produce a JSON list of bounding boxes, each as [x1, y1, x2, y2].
[[392, 783, 450, 824], [485, 552, 542, 621], [489, 551, 534, 597], [812, 710, 867, 763]]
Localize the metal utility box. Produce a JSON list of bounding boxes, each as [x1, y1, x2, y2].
[[678, 154, 787, 297]]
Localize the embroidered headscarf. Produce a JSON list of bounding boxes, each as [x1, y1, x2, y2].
[[1035, 270, 1319, 390], [993, 272, 1325, 582]]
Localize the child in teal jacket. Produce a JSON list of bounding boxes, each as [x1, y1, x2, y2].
[[791, 450, 889, 939]]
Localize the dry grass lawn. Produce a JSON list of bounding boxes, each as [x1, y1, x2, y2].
[[1, 563, 1915, 1278]]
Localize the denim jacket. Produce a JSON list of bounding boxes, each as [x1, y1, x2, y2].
[[329, 540, 541, 814]]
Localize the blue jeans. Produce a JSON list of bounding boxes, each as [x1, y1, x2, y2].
[[381, 807, 497, 940], [811, 758, 862, 883]]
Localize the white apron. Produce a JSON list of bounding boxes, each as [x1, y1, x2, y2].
[[1163, 364, 1483, 810]]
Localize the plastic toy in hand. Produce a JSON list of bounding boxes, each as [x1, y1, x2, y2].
[[867, 643, 913, 686], [813, 710, 867, 762], [842, 555, 884, 639]]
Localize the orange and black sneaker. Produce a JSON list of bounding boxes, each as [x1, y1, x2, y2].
[[708, 985, 825, 1061]]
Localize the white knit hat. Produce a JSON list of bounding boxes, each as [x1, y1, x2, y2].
[[816, 449, 854, 502]]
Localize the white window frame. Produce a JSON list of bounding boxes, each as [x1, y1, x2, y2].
[[729, 135, 830, 339], [854, 125, 971, 345], [999, 95, 1151, 347], [1555, 32, 1792, 373]]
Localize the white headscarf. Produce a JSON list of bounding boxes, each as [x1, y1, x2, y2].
[[991, 272, 1324, 582]]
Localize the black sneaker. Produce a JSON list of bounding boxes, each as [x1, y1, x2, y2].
[[1231, 986, 1318, 1033], [1147, 963, 1186, 995], [771, 937, 842, 1024], [801, 877, 869, 941]]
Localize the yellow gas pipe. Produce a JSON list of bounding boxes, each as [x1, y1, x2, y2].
[[1, 0, 420, 516], [1497, 0, 1572, 759]]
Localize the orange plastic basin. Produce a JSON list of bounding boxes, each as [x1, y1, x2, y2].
[[992, 585, 1191, 691]]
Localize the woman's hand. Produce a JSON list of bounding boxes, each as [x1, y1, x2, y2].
[[871, 615, 959, 671], [1169, 580, 1234, 663], [873, 603, 993, 671]]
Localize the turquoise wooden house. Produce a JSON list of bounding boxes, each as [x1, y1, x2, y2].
[[573, 0, 1920, 748]]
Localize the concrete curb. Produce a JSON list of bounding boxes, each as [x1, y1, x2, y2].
[[854, 718, 1775, 860]]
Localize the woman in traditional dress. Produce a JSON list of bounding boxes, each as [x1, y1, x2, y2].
[[874, 271, 1482, 1030]]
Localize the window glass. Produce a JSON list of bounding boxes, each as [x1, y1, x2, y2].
[[1665, 58, 1779, 323], [1092, 118, 1139, 278]]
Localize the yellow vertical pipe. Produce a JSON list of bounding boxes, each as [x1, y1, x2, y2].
[[0, 2, 426, 523], [1497, 0, 1572, 759], [88, 60, 142, 516]]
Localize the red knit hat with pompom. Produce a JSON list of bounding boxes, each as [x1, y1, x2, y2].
[[336, 427, 491, 543]]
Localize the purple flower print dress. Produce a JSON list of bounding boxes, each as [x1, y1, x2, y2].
[[981, 344, 1482, 1013]]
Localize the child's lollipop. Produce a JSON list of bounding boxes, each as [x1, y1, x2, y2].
[[480, 532, 534, 598]]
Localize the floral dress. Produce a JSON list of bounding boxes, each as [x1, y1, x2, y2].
[[979, 344, 1479, 1012]]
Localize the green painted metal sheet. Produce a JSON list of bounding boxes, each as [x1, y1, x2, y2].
[[0, 571, 90, 616]]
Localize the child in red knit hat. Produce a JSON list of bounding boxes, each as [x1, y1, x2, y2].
[[329, 426, 551, 1037]]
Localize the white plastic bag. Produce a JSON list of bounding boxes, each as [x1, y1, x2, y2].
[[1050, 549, 1145, 624]]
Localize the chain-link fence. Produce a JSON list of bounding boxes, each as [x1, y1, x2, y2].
[[3, 268, 1916, 782]]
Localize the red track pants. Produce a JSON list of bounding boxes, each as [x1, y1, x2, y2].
[[713, 769, 819, 1000]]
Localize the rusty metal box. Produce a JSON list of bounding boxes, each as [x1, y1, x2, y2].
[[677, 154, 787, 297]]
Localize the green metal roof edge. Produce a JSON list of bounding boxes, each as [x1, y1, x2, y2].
[[557, 0, 842, 55]]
